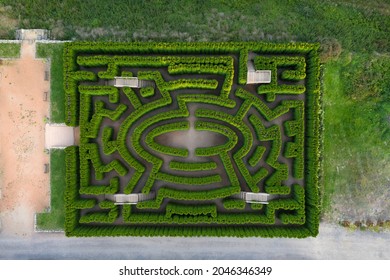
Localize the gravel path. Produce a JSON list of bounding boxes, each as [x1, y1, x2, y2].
[[0, 223, 389, 259]]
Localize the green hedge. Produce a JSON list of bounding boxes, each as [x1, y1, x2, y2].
[[166, 203, 217, 219], [169, 161, 217, 171], [64, 41, 321, 238]]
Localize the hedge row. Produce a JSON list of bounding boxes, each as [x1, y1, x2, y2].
[[77, 54, 232, 69], [167, 78, 219, 90], [278, 184, 305, 225], [235, 87, 291, 120], [127, 91, 239, 193], [302, 49, 321, 236], [254, 55, 307, 101], [194, 107, 253, 190], [115, 71, 170, 193], [67, 224, 314, 238], [194, 120, 237, 157], [255, 55, 306, 81], [64, 146, 80, 234], [64, 42, 320, 238], [102, 127, 117, 155], [169, 161, 217, 171], [77, 54, 232, 97], [67, 224, 315, 238], [222, 198, 246, 210], [248, 114, 289, 194], [248, 145, 266, 167], [154, 172, 222, 186], [83, 143, 127, 180], [64, 41, 318, 125], [167, 63, 233, 97], [165, 203, 217, 218], [65, 41, 318, 57], [284, 102, 305, 179], [78, 86, 121, 139], [238, 49, 249, 84], [145, 121, 189, 157], [136, 186, 240, 209], [140, 86, 155, 98], [80, 178, 120, 195], [122, 87, 142, 109], [79, 200, 119, 224]]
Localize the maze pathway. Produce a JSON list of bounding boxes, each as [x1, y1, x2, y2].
[[63, 42, 321, 237]]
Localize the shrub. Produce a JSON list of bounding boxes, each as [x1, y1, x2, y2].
[[64, 41, 320, 238], [140, 86, 155, 98]]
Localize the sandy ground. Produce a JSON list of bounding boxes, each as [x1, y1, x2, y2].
[[0, 39, 50, 236]]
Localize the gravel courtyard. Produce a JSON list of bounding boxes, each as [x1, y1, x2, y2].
[[0, 37, 50, 237]]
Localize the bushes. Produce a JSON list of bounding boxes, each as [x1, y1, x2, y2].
[[166, 203, 217, 219], [145, 122, 189, 157], [140, 86, 155, 98], [80, 200, 119, 224], [137, 186, 240, 209], [254, 55, 307, 101], [155, 172, 221, 185], [194, 120, 238, 156], [63, 41, 320, 238], [248, 146, 266, 167], [223, 198, 246, 210], [284, 102, 305, 179], [64, 146, 80, 235], [169, 161, 217, 171]]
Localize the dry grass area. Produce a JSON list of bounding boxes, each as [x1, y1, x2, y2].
[[0, 5, 18, 37], [0, 40, 50, 236]]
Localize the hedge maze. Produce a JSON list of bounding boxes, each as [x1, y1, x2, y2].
[[64, 42, 321, 237]]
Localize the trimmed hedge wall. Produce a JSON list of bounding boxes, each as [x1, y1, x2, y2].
[[64, 41, 321, 238]]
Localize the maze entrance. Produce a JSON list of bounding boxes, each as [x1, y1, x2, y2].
[[64, 42, 320, 237]]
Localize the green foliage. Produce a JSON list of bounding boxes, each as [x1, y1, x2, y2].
[[169, 161, 217, 171], [36, 149, 66, 231], [36, 43, 66, 123], [140, 86, 155, 98], [80, 201, 119, 224], [3, 0, 388, 54], [137, 186, 240, 209], [155, 172, 221, 185], [222, 199, 246, 210], [64, 146, 80, 235], [145, 122, 189, 157], [63, 41, 320, 238], [166, 203, 217, 219]]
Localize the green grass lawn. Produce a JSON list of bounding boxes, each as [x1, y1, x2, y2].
[[322, 53, 390, 221], [0, 42, 20, 58], [36, 149, 66, 231], [36, 43, 65, 123]]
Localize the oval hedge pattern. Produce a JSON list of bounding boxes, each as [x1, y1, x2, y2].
[[64, 42, 321, 238]]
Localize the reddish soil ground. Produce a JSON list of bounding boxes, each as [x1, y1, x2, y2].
[[0, 40, 50, 236]]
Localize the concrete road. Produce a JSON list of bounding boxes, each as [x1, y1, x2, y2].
[[0, 223, 389, 259]]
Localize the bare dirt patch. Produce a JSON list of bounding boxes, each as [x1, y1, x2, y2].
[[0, 40, 50, 236]]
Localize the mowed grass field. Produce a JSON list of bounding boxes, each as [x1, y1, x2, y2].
[[322, 54, 390, 223], [3, 0, 389, 228], [0, 42, 20, 57], [36, 43, 65, 123], [35, 149, 66, 231]]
